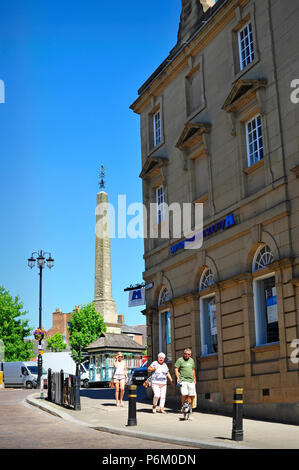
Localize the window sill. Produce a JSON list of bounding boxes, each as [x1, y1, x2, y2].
[[186, 102, 207, 122], [243, 158, 264, 175], [199, 353, 218, 360], [148, 139, 165, 157], [251, 342, 280, 353], [233, 56, 260, 83], [192, 193, 208, 204]]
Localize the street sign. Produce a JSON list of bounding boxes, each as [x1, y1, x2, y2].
[[128, 287, 145, 307]]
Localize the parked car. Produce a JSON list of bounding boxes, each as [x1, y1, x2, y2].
[[130, 361, 148, 385], [3, 361, 47, 389]]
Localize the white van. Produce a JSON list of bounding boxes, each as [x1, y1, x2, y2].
[[24, 362, 48, 388], [42, 352, 89, 388], [3, 361, 47, 389]]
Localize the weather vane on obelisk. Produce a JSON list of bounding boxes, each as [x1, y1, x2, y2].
[[99, 164, 106, 191]]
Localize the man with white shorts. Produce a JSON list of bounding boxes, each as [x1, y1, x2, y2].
[[174, 348, 197, 412]]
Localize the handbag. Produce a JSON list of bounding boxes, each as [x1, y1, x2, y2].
[[143, 375, 152, 388], [109, 379, 115, 388]]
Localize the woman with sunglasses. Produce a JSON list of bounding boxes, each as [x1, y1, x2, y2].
[[112, 352, 128, 407]]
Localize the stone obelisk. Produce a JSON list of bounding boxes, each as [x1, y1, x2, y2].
[[94, 166, 120, 334]]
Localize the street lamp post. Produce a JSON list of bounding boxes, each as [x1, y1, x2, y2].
[[28, 250, 54, 388]]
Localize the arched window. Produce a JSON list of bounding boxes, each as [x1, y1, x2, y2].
[[158, 287, 171, 361], [158, 287, 170, 306], [199, 268, 215, 291], [199, 269, 217, 355], [253, 245, 274, 272], [252, 245, 278, 345]]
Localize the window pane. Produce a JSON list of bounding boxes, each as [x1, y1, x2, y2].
[[201, 296, 217, 355], [246, 115, 264, 166], [156, 186, 165, 223], [160, 311, 172, 361], [208, 298, 218, 353], [264, 278, 279, 343], [153, 111, 161, 146], [239, 22, 254, 70]]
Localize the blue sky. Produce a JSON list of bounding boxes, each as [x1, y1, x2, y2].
[[0, 0, 181, 332]]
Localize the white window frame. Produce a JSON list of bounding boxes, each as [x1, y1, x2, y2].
[[158, 310, 172, 360], [253, 272, 279, 347], [158, 287, 170, 306], [199, 268, 215, 291], [252, 244, 274, 272], [246, 114, 264, 167], [158, 288, 171, 360], [156, 185, 165, 224], [238, 21, 254, 71], [200, 293, 218, 357], [153, 110, 162, 147], [252, 245, 278, 346]]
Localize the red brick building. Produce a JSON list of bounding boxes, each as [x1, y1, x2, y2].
[[47, 308, 72, 344]]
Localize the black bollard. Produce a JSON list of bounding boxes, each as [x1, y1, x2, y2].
[[127, 384, 137, 426], [60, 369, 64, 406], [47, 368, 52, 402], [74, 374, 81, 410], [232, 387, 244, 441]]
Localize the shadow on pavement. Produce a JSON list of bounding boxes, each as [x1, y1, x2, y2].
[[80, 386, 149, 404]]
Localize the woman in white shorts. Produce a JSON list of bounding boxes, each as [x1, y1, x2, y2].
[[148, 352, 174, 414], [113, 352, 128, 407]]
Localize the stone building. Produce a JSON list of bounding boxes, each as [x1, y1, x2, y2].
[[130, 0, 299, 422]]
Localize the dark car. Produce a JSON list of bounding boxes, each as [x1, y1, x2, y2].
[[130, 361, 148, 385]]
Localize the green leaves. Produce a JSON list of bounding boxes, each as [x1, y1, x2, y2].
[[46, 332, 67, 352], [0, 286, 34, 361], [68, 302, 106, 362]]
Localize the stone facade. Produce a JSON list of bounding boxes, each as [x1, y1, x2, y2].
[[94, 190, 120, 334], [131, 0, 299, 422]]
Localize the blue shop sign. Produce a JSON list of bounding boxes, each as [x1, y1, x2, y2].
[[170, 213, 235, 255]]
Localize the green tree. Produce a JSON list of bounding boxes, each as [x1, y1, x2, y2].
[[46, 332, 67, 352], [0, 285, 34, 361], [68, 302, 106, 362]]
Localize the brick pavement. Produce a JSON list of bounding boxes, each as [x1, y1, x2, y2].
[[0, 389, 195, 450], [26, 386, 299, 449]]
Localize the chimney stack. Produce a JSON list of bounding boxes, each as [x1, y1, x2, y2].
[[175, 0, 217, 52]]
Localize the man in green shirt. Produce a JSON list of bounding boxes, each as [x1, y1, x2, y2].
[[174, 348, 196, 410]]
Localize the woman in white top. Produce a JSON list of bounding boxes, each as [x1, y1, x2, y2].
[[113, 352, 128, 407], [148, 352, 173, 414]]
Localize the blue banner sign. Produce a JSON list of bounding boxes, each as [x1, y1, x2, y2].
[[170, 213, 235, 255], [128, 287, 145, 307]]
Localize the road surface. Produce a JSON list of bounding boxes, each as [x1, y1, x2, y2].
[[0, 389, 196, 450]]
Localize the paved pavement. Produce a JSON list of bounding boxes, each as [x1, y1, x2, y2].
[[24, 385, 299, 449], [0, 389, 194, 450]]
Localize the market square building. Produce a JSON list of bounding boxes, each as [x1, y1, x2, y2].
[[131, 0, 299, 422]]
